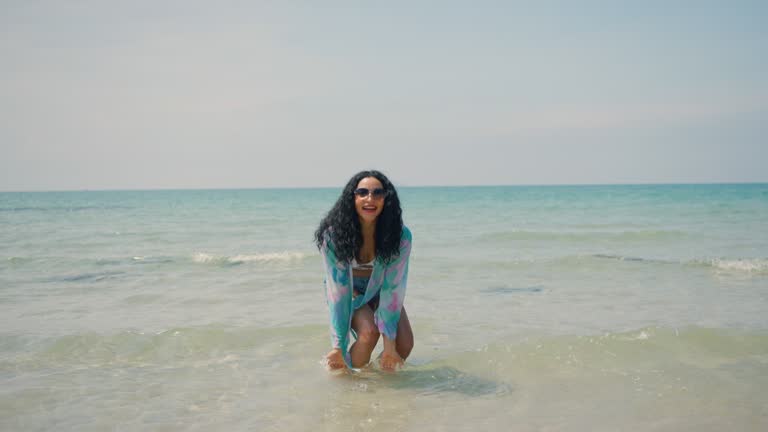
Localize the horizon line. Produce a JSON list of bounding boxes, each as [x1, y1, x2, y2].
[[1, 180, 767, 194]]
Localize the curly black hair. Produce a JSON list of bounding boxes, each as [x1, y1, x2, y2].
[[314, 170, 404, 264]]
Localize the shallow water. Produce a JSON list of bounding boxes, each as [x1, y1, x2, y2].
[[1, 184, 767, 431]]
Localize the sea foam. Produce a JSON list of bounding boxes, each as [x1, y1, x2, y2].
[[192, 251, 308, 265], [704, 258, 768, 274]]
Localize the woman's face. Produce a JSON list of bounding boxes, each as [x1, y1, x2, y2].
[[354, 177, 386, 224]]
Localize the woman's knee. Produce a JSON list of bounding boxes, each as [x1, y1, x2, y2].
[[356, 324, 380, 345]]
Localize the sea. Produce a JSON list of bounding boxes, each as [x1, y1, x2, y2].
[[1, 184, 767, 431]]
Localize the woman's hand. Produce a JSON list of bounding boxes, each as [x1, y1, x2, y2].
[[379, 337, 404, 372], [379, 350, 404, 371], [325, 348, 346, 370]]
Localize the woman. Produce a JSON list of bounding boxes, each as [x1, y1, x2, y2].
[[314, 170, 413, 372]]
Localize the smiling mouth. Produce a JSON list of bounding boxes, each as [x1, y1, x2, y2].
[[362, 205, 377, 211]]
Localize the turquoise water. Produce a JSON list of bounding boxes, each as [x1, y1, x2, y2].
[[1, 184, 767, 431]]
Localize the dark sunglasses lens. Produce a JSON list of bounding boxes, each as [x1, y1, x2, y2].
[[354, 188, 386, 198]]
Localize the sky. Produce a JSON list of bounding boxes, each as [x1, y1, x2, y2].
[[1, 0, 767, 191]]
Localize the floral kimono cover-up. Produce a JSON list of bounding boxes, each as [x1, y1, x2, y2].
[[320, 226, 412, 367]]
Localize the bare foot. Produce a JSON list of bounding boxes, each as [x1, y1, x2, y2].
[[379, 350, 404, 372], [325, 349, 347, 370]]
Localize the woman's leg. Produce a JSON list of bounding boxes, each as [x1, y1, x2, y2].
[[396, 306, 414, 360], [350, 305, 380, 367]]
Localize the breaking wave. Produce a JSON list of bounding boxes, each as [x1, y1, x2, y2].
[[478, 254, 768, 277], [699, 258, 768, 274], [192, 251, 309, 265], [590, 254, 768, 275]]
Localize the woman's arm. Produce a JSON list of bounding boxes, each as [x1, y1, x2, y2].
[[320, 234, 354, 367], [375, 226, 412, 346]]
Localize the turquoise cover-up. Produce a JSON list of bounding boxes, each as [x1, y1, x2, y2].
[[320, 226, 412, 368]]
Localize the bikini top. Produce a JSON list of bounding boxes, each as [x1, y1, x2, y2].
[[351, 257, 375, 271]]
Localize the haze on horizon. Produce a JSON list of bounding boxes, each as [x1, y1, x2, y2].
[[1, 1, 767, 192]]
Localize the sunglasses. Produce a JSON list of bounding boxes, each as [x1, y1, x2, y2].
[[353, 188, 387, 199]]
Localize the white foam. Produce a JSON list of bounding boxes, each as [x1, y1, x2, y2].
[[192, 252, 219, 264], [707, 258, 768, 274], [228, 252, 306, 264], [192, 251, 307, 265]]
